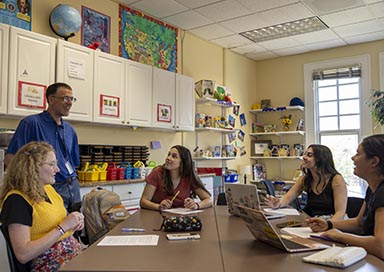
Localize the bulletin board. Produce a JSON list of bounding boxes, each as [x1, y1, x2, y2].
[[119, 5, 178, 72]]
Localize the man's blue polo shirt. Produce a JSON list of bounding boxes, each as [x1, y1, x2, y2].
[[7, 111, 80, 183]]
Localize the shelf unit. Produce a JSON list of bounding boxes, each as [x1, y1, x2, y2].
[[193, 97, 239, 196], [249, 106, 305, 182]]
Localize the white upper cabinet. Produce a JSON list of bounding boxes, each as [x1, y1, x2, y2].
[[56, 40, 94, 122], [7, 26, 56, 117], [0, 24, 9, 114], [125, 60, 152, 127], [175, 74, 195, 131], [152, 67, 175, 129], [93, 50, 125, 125]]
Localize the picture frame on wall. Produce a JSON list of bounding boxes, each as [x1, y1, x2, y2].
[[81, 6, 111, 53], [251, 140, 272, 156]]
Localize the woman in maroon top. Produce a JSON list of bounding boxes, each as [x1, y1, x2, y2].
[[140, 145, 212, 210]]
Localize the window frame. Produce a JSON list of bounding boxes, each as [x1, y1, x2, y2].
[[304, 55, 372, 145]]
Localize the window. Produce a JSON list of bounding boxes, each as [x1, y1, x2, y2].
[[304, 56, 372, 197]]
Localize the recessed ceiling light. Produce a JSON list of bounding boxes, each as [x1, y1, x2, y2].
[[240, 16, 329, 43]]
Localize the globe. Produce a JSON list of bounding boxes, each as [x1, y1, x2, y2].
[[49, 4, 82, 40]]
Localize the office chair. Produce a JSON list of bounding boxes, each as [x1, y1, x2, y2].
[[260, 180, 275, 196], [346, 197, 364, 218], [216, 192, 227, 206], [0, 224, 31, 272]]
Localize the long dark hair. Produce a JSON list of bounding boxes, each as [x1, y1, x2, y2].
[[162, 145, 210, 196], [303, 144, 340, 192], [361, 134, 384, 176]]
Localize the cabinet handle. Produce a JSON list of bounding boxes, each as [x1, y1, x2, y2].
[[128, 191, 132, 194]]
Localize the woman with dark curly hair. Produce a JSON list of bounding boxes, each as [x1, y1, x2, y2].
[[265, 144, 347, 220], [140, 145, 212, 211]]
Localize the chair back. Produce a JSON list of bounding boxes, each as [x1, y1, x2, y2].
[[216, 192, 227, 206], [261, 180, 275, 196], [0, 224, 31, 272], [346, 197, 364, 218]]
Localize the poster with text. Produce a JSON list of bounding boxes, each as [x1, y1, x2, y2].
[[0, 0, 31, 30]]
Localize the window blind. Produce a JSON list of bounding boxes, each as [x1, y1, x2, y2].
[[312, 65, 361, 80]]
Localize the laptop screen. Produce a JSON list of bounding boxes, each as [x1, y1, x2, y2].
[[225, 183, 261, 216]]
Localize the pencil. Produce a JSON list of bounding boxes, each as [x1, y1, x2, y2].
[[170, 190, 180, 203]]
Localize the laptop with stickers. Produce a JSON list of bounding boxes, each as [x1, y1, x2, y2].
[[224, 183, 284, 219], [235, 205, 329, 252]]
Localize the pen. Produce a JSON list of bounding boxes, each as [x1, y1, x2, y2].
[[121, 228, 145, 232], [170, 190, 180, 203], [310, 234, 337, 242]]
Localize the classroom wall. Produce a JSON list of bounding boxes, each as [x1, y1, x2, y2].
[[1, 0, 383, 173]]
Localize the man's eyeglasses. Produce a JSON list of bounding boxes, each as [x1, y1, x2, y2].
[[41, 160, 58, 168], [51, 95, 77, 103]]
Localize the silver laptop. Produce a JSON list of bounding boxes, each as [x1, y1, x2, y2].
[[225, 183, 284, 219], [235, 205, 329, 252]]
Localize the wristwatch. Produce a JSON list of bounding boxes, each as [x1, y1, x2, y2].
[[326, 220, 333, 230]]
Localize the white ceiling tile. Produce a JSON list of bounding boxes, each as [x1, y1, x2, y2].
[[230, 43, 267, 54], [273, 45, 312, 56], [114, 0, 140, 5], [343, 30, 384, 44], [210, 34, 253, 48], [303, 0, 365, 15], [305, 39, 347, 51], [245, 51, 279, 61], [320, 6, 374, 27], [174, 0, 225, 9], [364, 0, 383, 4], [164, 10, 213, 29], [370, 2, 384, 17], [237, 0, 299, 12], [130, 0, 188, 18], [293, 29, 340, 44], [333, 19, 384, 37], [189, 24, 235, 40], [195, 0, 253, 22], [258, 36, 301, 50], [220, 13, 270, 33]]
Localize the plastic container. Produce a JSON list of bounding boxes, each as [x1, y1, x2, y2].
[[99, 171, 107, 181], [117, 167, 125, 180], [77, 171, 85, 181], [85, 171, 99, 181], [223, 174, 239, 183], [106, 162, 118, 180]]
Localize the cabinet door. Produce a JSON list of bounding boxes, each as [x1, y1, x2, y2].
[[175, 74, 195, 131], [152, 67, 175, 129], [93, 51, 125, 125], [56, 40, 94, 122], [8, 26, 56, 116], [125, 60, 152, 127], [0, 24, 9, 114], [113, 182, 145, 209]]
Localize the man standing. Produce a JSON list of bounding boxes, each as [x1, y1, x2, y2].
[[5, 82, 81, 212]]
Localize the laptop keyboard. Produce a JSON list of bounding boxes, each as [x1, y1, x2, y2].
[[281, 237, 309, 249]]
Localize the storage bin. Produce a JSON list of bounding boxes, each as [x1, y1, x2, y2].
[[85, 171, 99, 181], [223, 174, 238, 183], [99, 171, 107, 181], [77, 171, 85, 181], [107, 162, 118, 180]]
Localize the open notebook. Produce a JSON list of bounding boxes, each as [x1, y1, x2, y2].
[[225, 183, 285, 219]]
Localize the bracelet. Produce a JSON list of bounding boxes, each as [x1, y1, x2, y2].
[[326, 220, 333, 230], [195, 202, 200, 210], [56, 224, 65, 235]]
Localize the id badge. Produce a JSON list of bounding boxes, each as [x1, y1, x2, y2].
[[65, 161, 74, 174]]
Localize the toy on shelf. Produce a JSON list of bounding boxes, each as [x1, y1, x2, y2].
[[280, 114, 292, 131]]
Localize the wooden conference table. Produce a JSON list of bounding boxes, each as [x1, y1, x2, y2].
[[60, 207, 383, 272]]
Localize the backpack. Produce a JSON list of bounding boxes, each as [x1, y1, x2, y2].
[[81, 187, 129, 245]]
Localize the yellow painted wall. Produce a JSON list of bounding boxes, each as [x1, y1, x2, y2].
[[1, 0, 383, 178]]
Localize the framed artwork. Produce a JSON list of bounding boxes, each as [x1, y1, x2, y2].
[[119, 5, 178, 72], [99, 94, 120, 117], [81, 6, 111, 53], [0, 0, 31, 30], [251, 140, 272, 156], [157, 104, 172, 123], [17, 81, 46, 109]]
